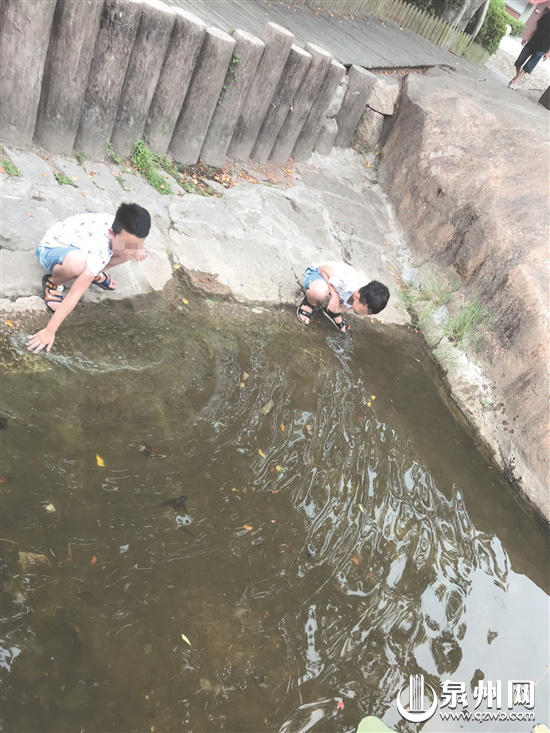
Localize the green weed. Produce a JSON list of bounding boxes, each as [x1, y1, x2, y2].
[[76, 151, 86, 166], [220, 52, 243, 95], [444, 295, 487, 343], [53, 171, 76, 186], [106, 141, 123, 165], [0, 151, 21, 177], [417, 272, 460, 308], [131, 140, 173, 195]]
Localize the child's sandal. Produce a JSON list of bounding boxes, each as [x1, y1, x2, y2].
[[41, 274, 64, 313], [322, 307, 347, 333], [297, 297, 315, 326], [92, 271, 116, 290]]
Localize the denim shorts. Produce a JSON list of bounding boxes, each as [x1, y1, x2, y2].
[[36, 244, 79, 272], [303, 266, 324, 290], [515, 45, 544, 74]]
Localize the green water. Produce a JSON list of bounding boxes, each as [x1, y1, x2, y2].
[[1, 283, 548, 733]]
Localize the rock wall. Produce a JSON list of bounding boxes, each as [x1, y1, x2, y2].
[[0, 0, 397, 165], [380, 68, 549, 518]]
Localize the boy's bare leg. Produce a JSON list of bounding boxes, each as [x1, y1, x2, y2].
[[298, 280, 329, 324], [50, 251, 87, 286]]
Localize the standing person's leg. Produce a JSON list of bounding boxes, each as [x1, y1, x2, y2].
[[509, 45, 537, 88], [297, 267, 329, 325]]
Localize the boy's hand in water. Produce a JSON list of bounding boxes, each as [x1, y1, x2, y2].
[[134, 247, 149, 262], [27, 328, 56, 353]]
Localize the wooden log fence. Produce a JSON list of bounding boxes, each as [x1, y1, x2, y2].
[[286, 0, 491, 66]]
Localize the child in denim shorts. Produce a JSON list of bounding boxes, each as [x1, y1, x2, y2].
[[297, 261, 390, 333], [28, 202, 151, 354]]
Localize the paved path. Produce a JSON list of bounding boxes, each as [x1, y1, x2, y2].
[[165, 0, 471, 69]]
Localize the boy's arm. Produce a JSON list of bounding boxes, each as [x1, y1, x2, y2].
[[27, 269, 95, 353]]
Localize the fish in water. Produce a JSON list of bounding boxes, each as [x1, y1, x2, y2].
[[161, 495, 188, 512]]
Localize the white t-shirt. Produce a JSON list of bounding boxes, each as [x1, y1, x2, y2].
[[39, 213, 113, 277], [317, 261, 369, 307]]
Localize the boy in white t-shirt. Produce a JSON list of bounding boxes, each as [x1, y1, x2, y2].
[[297, 261, 389, 332], [27, 202, 151, 354]]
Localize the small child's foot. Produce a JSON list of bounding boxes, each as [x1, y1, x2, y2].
[[41, 274, 64, 312], [92, 271, 117, 291], [297, 297, 315, 326], [322, 307, 347, 333]]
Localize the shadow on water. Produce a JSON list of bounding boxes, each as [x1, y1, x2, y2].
[[1, 282, 548, 733]]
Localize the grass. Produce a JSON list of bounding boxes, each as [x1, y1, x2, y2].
[[106, 141, 123, 165], [0, 149, 21, 177], [53, 171, 76, 186], [131, 140, 173, 195], [444, 295, 487, 343], [418, 272, 460, 308], [220, 52, 243, 95], [76, 151, 86, 166]]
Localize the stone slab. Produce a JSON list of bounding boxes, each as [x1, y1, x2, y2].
[[34, 0, 103, 154], [200, 29, 265, 168], [0, 0, 56, 147], [169, 26, 236, 165], [110, 0, 176, 157], [144, 8, 207, 155], [315, 118, 338, 155], [228, 22, 294, 161], [334, 66, 377, 148], [354, 108, 385, 149], [368, 76, 400, 115]]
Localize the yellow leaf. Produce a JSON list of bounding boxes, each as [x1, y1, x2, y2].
[[371, 395, 376, 400], [71, 176, 78, 181], [258, 449, 266, 458], [359, 504, 365, 513], [275, 465, 283, 472], [243, 524, 253, 531], [370, 318, 374, 324], [182, 298, 189, 304], [173, 264, 180, 269], [96, 454, 105, 467], [4, 320, 15, 327], [181, 633, 192, 647], [367, 402, 372, 407], [44, 502, 56, 513], [280, 425, 285, 432]]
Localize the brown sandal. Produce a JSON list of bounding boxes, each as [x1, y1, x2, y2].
[[41, 274, 64, 312]]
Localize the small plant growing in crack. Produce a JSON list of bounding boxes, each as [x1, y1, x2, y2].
[[53, 171, 76, 187], [106, 141, 123, 165], [0, 148, 21, 177], [76, 151, 86, 166]]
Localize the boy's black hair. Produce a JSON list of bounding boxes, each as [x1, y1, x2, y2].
[[112, 202, 151, 238], [358, 281, 390, 314]]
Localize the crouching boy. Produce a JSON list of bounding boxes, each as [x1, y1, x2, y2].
[[297, 261, 389, 332], [27, 202, 151, 353]]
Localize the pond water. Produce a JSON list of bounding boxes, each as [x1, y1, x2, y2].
[[1, 282, 548, 733]]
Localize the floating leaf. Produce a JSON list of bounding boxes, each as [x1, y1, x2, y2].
[[272, 489, 279, 494], [352, 557, 360, 566], [275, 465, 284, 472], [242, 372, 249, 381], [306, 424, 312, 431], [96, 454, 105, 467], [90, 555, 97, 565], [371, 395, 376, 400], [359, 504, 365, 513], [44, 503, 56, 513], [181, 633, 192, 647], [4, 320, 15, 327], [258, 449, 266, 458], [280, 425, 285, 432], [182, 298, 189, 305], [243, 525, 253, 531], [260, 399, 274, 415], [240, 382, 245, 388], [337, 700, 345, 710], [367, 402, 372, 407]]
